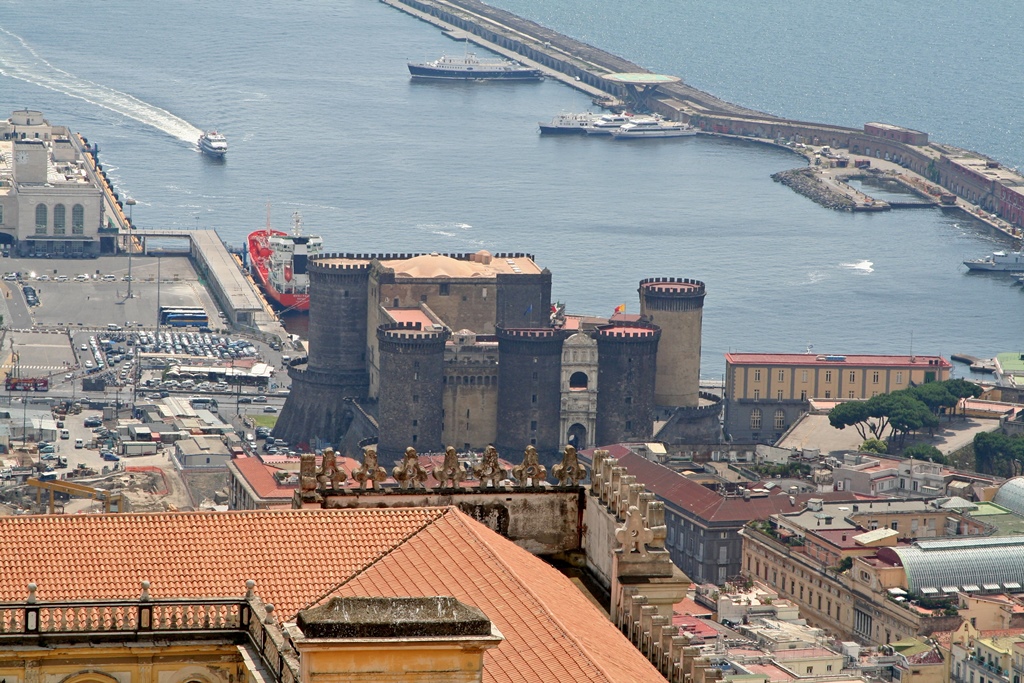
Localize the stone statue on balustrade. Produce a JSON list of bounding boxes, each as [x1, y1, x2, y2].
[[615, 504, 654, 557], [392, 446, 428, 490], [553, 444, 587, 487], [473, 445, 507, 489], [299, 453, 318, 495], [316, 447, 348, 490], [433, 446, 466, 489], [352, 447, 388, 490], [512, 444, 547, 487]]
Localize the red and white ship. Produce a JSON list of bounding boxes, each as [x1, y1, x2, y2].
[[247, 211, 323, 312]]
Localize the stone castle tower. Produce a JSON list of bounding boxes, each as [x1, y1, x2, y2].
[[376, 322, 449, 458], [494, 327, 568, 458], [593, 322, 661, 446], [274, 258, 371, 446], [638, 278, 705, 408]]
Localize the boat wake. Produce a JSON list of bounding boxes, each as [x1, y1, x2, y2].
[[839, 259, 874, 273], [0, 26, 202, 144]]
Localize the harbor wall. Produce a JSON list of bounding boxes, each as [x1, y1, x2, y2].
[[383, 0, 1024, 234]]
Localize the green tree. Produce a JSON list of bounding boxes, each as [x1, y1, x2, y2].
[[910, 382, 957, 420], [973, 431, 1024, 477], [901, 443, 945, 463], [886, 392, 939, 447], [943, 379, 984, 419], [829, 401, 873, 440], [860, 438, 888, 454]]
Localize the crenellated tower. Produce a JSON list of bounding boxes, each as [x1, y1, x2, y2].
[[495, 327, 568, 462], [376, 322, 449, 458], [274, 256, 372, 446], [638, 277, 705, 407], [593, 322, 661, 446]]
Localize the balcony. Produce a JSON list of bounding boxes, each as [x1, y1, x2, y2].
[[0, 586, 298, 683]]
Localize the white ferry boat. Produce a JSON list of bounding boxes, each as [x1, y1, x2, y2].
[[198, 131, 228, 157], [584, 113, 633, 135], [963, 248, 1024, 272], [407, 53, 543, 80], [538, 112, 600, 135], [609, 118, 697, 139]]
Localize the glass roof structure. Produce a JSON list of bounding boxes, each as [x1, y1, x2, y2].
[[888, 536, 1024, 593], [993, 477, 1024, 516]]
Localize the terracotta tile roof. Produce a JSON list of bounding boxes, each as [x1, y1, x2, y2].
[[0, 508, 447, 617], [674, 596, 713, 617], [586, 448, 851, 523], [323, 508, 665, 683], [0, 506, 661, 683], [231, 457, 297, 501]]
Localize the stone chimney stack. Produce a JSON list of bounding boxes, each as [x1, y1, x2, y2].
[[290, 596, 503, 683]]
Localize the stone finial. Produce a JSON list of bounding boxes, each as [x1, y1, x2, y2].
[[601, 457, 619, 504], [245, 579, 255, 600], [591, 449, 608, 496], [27, 583, 37, 604], [512, 445, 547, 487], [647, 500, 668, 550], [352, 447, 388, 490], [316, 447, 349, 490], [393, 447, 428, 490], [140, 580, 151, 602], [474, 445, 507, 489], [606, 466, 624, 510], [299, 453, 318, 493], [264, 603, 276, 625], [615, 504, 654, 557], [433, 446, 466, 489], [614, 474, 637, 519], [638, 491, 655, 521], [553, 445, 586, 487]]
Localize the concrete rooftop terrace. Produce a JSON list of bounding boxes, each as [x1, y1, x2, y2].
[[316, 251, 542, 278]]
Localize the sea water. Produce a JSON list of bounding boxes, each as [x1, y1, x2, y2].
[[1, 0, 1021, 379]]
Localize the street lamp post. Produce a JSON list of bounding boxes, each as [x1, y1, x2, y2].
[[125, 198, 136, 299]]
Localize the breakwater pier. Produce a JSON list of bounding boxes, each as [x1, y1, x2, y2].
[[382, 0, 1024, 241]]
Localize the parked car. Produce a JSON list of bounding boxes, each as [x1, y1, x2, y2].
[[101, 453, 120, 462]]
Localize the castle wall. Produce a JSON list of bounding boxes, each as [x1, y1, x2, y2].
[[559, 332, 598, 451], [494, 271, 551, 329], [443, 363, 499, 450]]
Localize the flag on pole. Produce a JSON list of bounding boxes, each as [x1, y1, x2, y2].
[[613, 304, 626, 314]]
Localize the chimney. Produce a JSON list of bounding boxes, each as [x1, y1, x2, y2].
[[291, 596, 503, 682]]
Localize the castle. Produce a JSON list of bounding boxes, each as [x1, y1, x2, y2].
[[274, 250, 715, 462]]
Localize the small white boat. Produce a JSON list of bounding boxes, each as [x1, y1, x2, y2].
[[198, 131, 228, 157], [609, 118, 697, 139]]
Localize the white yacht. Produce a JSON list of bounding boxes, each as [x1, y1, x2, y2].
[[609, 118, 697, 139], [198, 131, 228, 157], [584, 113, 634, 135]]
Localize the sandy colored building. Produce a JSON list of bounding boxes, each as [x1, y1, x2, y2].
[[724, 353, 951, 443]]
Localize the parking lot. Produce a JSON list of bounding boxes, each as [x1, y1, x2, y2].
[[0, 254, 218, 331]]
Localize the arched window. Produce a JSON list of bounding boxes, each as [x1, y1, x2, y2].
[[774, 409, 786, 430], [569, 371, 588, 389], [750, 408, 762, 431], [53, 203, 66, 235], [72, 204, 85, 234], [35, 203, 47, 234]]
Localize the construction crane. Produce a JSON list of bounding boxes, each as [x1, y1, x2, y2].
[[26, 479, 125, 514]]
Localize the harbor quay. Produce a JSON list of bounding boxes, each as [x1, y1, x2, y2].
[[382, 0, 1024, 240]]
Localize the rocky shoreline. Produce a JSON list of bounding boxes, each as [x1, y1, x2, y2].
[[771, 168, 855, 211]]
